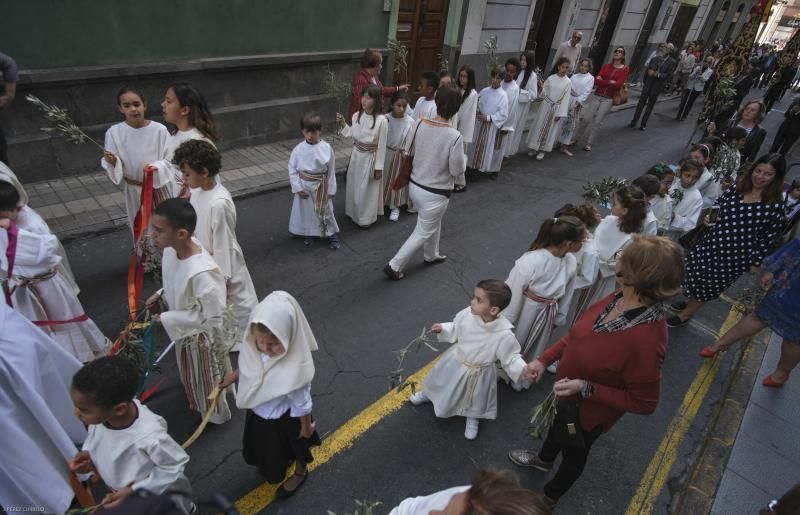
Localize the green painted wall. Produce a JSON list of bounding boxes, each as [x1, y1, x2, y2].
[[5, 0, 391, 69]]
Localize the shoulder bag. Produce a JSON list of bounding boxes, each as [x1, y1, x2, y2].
[[611, 67, 629, 106], [391, 121, 423, 191]]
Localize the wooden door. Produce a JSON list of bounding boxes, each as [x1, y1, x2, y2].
[[396, 0, 449, 91]]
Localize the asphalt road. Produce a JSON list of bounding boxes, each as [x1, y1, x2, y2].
[[63, 92, 793, 514]]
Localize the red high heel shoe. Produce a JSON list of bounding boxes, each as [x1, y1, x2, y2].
[[762, 375, 787, 388], [699, 346, 717, 358]]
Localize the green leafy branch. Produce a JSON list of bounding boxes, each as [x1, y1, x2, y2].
[[528, 390, 557, 440], [484, 35, 499, 75], [389, 326, 439, 393], [581, 177, 628, 205], [388, 38, 409, 85], [328, 499, 382, 515], [26, 94, 105, 150]]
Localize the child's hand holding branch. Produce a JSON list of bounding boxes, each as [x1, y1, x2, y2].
[[430, 323, 443, 333], [219, 369, 240, 389], [102, 486, 134, 509], [69, 451, 94, 474], [103, 151, 117, 167], [336, 113, 346, 129], [298, 414, 316, 440]]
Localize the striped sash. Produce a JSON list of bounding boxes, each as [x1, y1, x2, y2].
[[470, 120, 492, 169], [520, 288, 559, 358], [12, 269, 90, 327], [299, 171, 331, 237], [354, 141, 379, 154]]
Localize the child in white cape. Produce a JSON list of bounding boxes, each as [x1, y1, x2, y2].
[[665, 158, 704, 241], [221, 291, 321, 499], [409, 280, 528, 440]]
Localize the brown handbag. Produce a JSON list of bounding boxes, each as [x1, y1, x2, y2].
[[392, 121, 423, 191], [610, 68, 628, 106]]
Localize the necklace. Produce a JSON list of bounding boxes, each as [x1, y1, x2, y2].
[[612, 298, 627, 316]]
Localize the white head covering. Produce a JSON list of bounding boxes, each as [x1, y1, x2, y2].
[[0, 162, 29, 206], [236, 291, 318, 409]]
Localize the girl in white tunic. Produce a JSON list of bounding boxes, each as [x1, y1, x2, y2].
[[503, 217, 585, 364], [1, 186, 109, 363], [0, 162, 79, 294], [383, 93, 416, 221], [559, 59, 595, 156], [665, 159, 704, 241], [646, 163, 676, 235], [585, 185, 648, 308], [409, 280, 527, 440], [153, 83, 219, 199], [505, 51, 539, 159], [222, 291, 321, 497], [174, 140, 259, 352], [70, 357, 192, 513], [101, 87, 171, 243], [337, 85, 388, 228], [454, 65, 478, 191], [465, 65, 509, 175], [527, 57, 572, 161], [288, 112, 341, 248]]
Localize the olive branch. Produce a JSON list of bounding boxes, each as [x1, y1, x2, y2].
[[26, 94, 105, 150], [389, 326, 439, 393]]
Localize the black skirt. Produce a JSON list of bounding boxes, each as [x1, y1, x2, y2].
[[242, 409, 321, 484]]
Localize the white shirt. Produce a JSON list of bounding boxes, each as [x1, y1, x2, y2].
[[252, 355, 313, 419], [389, 486, 470, 515]]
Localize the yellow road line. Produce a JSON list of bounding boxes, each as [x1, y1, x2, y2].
[[234, 358, 439, 514], [625, 307, 743, 515]]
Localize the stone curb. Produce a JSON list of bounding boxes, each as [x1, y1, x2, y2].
[[673, 327, 772, 514]]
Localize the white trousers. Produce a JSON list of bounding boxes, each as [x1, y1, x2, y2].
[[389, 183, 450, 271]]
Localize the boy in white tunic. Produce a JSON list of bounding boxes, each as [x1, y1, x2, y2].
[[173, 139, 258, 351], [465, 65, 509, 178], [288, 112, 341, 248], [499, 58, 521, 159], [409, 280, 527, 440], [646, 163, 676, 235], [146, 199, 233, 424], [411, 71, 439, 121], [0, 183, 109, 363], [665, 159, 704, 241], [70, 357, 193, 513], [527, 58, 572, 161]]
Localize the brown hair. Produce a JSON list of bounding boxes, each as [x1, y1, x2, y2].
[[554, 203, 601, 231], [476, 279, 513, 311], [678, 157, 704, 176], [360, 48, 383, 69], [435, 84, 462, 119], [300, 111, 322, 131], [616, 236, 685, 303], [529, 215, 586, 250], [736, 99, 766, 124], [465, 469, 552, 515], [358, 85, 383, 129], [167, 83, 220, 141], [578, 58, 594, 74], [737, 152, 787, 204], [489, 65, 506, 80], [614, 185, 648, 234]]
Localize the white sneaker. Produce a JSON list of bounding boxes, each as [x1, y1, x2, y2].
[[407, 207, 418, 214], [536, 152, 545, 161], [547, 361, 559, 374], [389, 208, 400, 222], [409, 390, 430, 405], [465, 417, 480, 440]]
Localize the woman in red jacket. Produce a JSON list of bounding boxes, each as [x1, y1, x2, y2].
[[573, 47, 629, 151], [508, 235, 685, 507], [348, 48, 410, 119]]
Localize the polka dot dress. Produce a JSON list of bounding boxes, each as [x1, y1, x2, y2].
[[683, 187, 785, 302]]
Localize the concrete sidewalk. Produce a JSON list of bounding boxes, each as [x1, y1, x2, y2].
[[710, 331, 800, 514], [23, 83, 675, 240]]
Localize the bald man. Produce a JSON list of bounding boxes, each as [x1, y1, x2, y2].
[[553, 32, 583, 74]]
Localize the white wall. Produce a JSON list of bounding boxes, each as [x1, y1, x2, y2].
[[687, 0, 714, 42], [461, 0, 536, 55], [612, 0, 650, 47]]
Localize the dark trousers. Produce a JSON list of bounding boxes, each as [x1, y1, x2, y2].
[[631, 77, 664, 127], [0, 122, 7, 165], [764, 84, 785, 113], [770, 124, 800, 155], [676, 89, 702, 120], [539, 423, 604, 501]]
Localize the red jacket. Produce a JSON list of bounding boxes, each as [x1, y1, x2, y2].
[[538, 293, 666, 433], [348, 68, 399, 118], [594, 64, 629, 98]]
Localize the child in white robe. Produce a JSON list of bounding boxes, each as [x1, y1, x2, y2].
[[0, 184, 109, 363], [337, 85, 388, 228], [288, 112, 341, 248], [499, 58, 521, 159], [689, 143, 721, 208], [411, 71, 439, 121], [505, 51, 539, 160], [527, 58, 572, 161], [409, 280, 527, 440], [146, 198, 233, 424], [665, 158, 704, 241], [222, 291, 321, 497], [584, 186, 649, 308], [70, 357, 193, 513], [173, 139, 259, 352], [383, 93, 416, 221], [151, 83, 219, 199], [558, 59, 595, 156], [0, 300, 87, 515], [503, 216, 585, 367], [101, 86, 171, 244], [0, 162, 79, 294], [632, 174, 662, 235], [646, 163, 676, 235], [465, 65, 509, 177], [454, 66, 478, 191]]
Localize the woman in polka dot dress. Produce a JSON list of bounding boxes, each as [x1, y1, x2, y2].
[[668, 153, 787, 327]]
